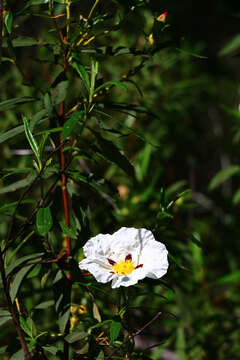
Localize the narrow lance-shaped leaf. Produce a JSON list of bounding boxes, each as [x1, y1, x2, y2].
[[10, 264, 35, 302], [36, 207, 53, 236], [72, 62, 90, 92], [23, 115, 41, 169], [93, 130, 136, 179], [208, 165, 240, 190], [0, 97, 37, 112], [5, 11, 13, 34], [62, 111, 84, 141], [94, 80, 127, 95]]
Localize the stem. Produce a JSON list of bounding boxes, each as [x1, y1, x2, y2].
[[5, 140, 68, 252], [88, 0, 100, 20], [59, 102, 71, 255], [0, 0, 2, 64], [59, 102, 72, 360], [106, 311, 162, 360], [0, 249, 31, 360]]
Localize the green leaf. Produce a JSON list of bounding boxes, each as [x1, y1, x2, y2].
[[64, 331, 88, 343], [6, 253, 43, 277], [0, 56, 15, 63], [176, 47, 208, 59], [0, 308, 11, 327], [217, 270, 240, 284], [176, 327, 187, 360], [88, 319, 112, 332], [58, 309, 70, 334], [93, 131, 135, 179], [219, 34, 240, 56], [53, 270, 71, 334], [59, 221, 77, 239], [52, 80, 69, 105], [36, 207, 53, 236], [0, 173, 35, 194], [208, 165, 240, 190], [10, 349, 24, 360], [6, 253, 44, 277], [68, 172, 114, 200], [27, 264, 41, 279], [19, 316, 33, 337], [35, 300, 54, 310], [94, 80, 127, 94], [7, 231, 34, 264], [0, 345, 8, 354], [23, 115, 40, 165], [10, 264, 35, 302], [42, 346, 59, 355], [233, 188, 240, 205], [62, 111, 84, 141], [10, 37, 39, 47], [5, 10, 13, 34], [0, 200, 35, 214], [0, 110, 47, 145], [0, 97, 37, 111], [110, 319, 122, 342], [72, 62, 90, 92], [96, 351, 105, 360]]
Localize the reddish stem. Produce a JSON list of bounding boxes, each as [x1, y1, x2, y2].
[[59, 102, 71, 255]]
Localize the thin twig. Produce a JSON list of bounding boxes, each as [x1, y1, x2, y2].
[[106, 311, 162, 360], [0, 249, 31, 360], [6, 140, 68, 248]]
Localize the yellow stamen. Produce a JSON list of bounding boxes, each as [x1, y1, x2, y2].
[[112, 260, 135, 276]]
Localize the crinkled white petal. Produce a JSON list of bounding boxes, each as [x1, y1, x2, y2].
[[79, 258, 114, 283], [139, 240, 168, 279], [79, 227, 169, 288]]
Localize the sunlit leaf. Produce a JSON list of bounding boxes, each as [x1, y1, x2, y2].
[[209, 165, 240, 190], [94, 80, 127, 94], [72, 62, 90, 92], [110, 319, 122, 342], [5, 11, 13, 34], [219, 34, 240, 56]]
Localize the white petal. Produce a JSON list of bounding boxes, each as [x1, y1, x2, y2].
[[111, 267, 147, 289], [83, 233, 114, 258], [139, 240, 168, 279], [79, 258, 114, 283]]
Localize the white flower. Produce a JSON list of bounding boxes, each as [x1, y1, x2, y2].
[[79, 227, 168, 289]]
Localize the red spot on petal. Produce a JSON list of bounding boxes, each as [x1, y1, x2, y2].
[[107, 258, 116, 265], [135, 264, 143, 269], [125, 253, 132, 261]]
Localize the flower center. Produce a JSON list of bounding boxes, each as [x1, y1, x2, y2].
[[112, 259, 135, 275], [107, 253, 143, 276]]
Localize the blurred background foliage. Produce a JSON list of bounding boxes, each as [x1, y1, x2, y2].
[[1, 0, 240, 359]]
